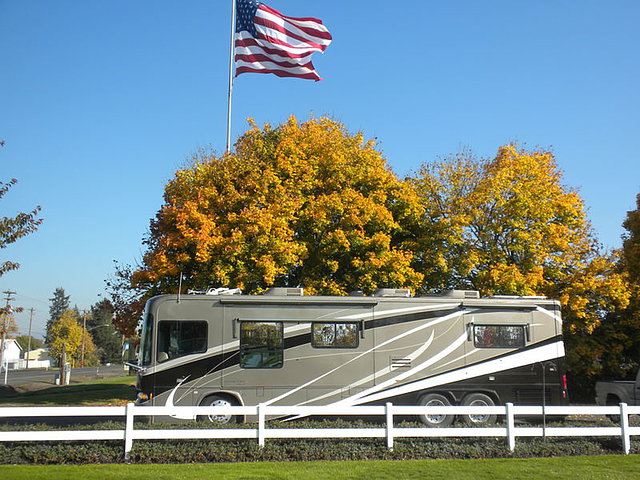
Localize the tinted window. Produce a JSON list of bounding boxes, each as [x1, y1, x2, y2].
[[140, 313, 154, 366], [156, 321, 207, 362], [240, 321, 283, 368], [474, 325, 526, 348], [312, 323, 359, 348]]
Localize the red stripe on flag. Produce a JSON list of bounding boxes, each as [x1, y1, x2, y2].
[[236, 65, 321, 81], [235, 53, 314, 70], [235, 37, 314, 59]]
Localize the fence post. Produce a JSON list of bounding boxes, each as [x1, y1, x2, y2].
[[385, 402, 394, 451], [258, 403, 265, 447], [124, 402, 135, 461], [505, 402, 515, 452], [620, 403, 630, 455]]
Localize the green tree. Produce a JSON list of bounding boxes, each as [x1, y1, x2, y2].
[[111, 116, 424, 334], [88, 299, 121, 364], [621, 193, 640, 283], [48, 309, 97, 367], [46, 287, 70, 345], [14, 335, 45, 351]]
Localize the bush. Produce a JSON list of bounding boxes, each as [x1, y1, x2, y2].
[[0, 418, 637, 464]]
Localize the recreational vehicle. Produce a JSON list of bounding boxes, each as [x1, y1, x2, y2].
[[132, 287, 568, 425]]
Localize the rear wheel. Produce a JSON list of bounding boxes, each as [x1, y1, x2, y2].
[[417, 393, 454, 427], [198, 394, 240, 424], [460, 393, 497, 425]]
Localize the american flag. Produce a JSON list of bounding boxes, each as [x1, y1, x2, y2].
[[234, 0, 332, 81]]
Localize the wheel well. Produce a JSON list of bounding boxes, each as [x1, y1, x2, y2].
[[606, 394, 621, 405], [199, 391, 243, 407]]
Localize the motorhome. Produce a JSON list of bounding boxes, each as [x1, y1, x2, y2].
[[132, 287, 568, 425]]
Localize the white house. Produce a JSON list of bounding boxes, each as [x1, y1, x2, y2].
[[1, 339, 23, 370]]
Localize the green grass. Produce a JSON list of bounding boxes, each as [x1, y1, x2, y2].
[[0, 456, 638, 479], [0, 376, 136, 406]]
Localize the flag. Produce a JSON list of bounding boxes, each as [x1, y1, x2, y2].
[[234, 0, 332, 81]]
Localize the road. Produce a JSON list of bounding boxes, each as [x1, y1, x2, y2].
[[1, 364, 129, 387]]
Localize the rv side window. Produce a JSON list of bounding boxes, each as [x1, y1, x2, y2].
[[312, 323, 359, 348], [240, 321, 283, 368], [474, 325, 526, 348], [156, 321, 208, 363]]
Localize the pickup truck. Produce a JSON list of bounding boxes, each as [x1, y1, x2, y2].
[[595, 367, 640, 406]]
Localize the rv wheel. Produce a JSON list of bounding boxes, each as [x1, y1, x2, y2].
[[460, 393, 497, 425], [417, 393, 454, 427], [198, 395, 240, 424]]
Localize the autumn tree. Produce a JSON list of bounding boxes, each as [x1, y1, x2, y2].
[[411, 145, 629, 321], [583, 193, 640, 386], [112, 116, 424, 333], [48, 309, 97, 367], [1, 142, 42, 278], [410, 145, 630, 398]]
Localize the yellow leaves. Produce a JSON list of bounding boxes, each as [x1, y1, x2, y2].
[[48, 310, 96, 366], [478, 264, 547, 297], [131, 116, 422, 296], [412, 143, 632, 336], [130, 120, 631, 345]]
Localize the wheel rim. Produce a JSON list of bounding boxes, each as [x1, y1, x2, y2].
[[467, 399, 490, 423], [425, 398, 448, 424], [206, 398, 232, 423]]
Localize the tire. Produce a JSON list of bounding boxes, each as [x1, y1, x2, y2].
[[417, 393, 454, 427], [197, 394, 240, 424], [460, 393, 497, 425]]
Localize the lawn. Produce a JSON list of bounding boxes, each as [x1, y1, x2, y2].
[[0, 456, 638, 480], [0, 376, 136, 406]]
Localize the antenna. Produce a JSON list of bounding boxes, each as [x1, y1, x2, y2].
[[177, 273, 183, 303]]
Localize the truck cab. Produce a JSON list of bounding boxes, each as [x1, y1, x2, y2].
[[596, 367, 640, 407]]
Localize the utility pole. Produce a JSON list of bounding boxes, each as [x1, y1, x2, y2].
[[26, 308, 35, 369], [80, 310, 87, 368], [59, 343, 67, 385], [0, 291, 16, 377]]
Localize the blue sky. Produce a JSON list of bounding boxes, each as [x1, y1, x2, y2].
[[1, 0, 639, 338]]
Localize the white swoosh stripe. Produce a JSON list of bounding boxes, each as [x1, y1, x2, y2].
[[347, 341, 565, 405], [335, 332, 468, 406]]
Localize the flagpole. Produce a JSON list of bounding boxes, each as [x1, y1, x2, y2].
[[226, 0, 237, 154]]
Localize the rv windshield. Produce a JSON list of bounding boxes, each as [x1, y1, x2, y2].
[[140, 311, 154, 366]]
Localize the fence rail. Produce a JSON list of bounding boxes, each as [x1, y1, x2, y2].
[[0, 403, 638, 460]]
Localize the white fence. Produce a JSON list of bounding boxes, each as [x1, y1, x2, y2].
[[0, 403, 638, 460]]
